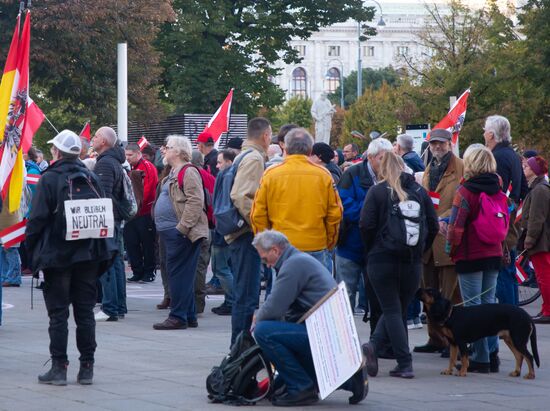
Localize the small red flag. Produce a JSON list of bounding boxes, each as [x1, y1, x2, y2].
[[0, 219, 27, 248], [515, 255, 528, 284], [427, 89, 470, 146], [79, 122, 91, 141], [26, 173, 40, 185], [21, 97, 45, 153], [137, 136, 149, 150], [203, 89, 233, 147]]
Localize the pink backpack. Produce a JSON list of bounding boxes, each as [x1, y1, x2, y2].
[[471, 191, 509, 244]]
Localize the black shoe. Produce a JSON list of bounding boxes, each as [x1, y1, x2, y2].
[[272, 387, 318, 407], [532, 315, 550, 324], [389, 364, 414, 379], [347, 361, 369, 404], [211, 304, 232, 316], [38, 360, 68, 386], [440, 347, 450, 358], [490, 352, 500, 373], [118, 314, 125, 320], [127, 275, 142, 283], [35, 281, 44, 290], [456, 360, 490, 374], [188, 319, 198, 328], [77, 362, 94, 385], [141, 275, 155, 283], [413, 343, 445, 353], [362, 342, 378, 377]]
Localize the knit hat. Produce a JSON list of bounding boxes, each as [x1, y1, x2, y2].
[[523, 149, 538, 159], [226, 137, 243, 150], [312, 143, 335, 164], [526, 156, 548, 177], [429, 128, 452, 142], [197, 131, 214, 144]]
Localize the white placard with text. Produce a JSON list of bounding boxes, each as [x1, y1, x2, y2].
[[64, 198, 114, 241]]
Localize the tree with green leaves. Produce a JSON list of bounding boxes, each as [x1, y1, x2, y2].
[[269, 97, 313, 132], [329, 67, 402, 108], [157, 0, 375, 117], [0, 0, 174, 149]]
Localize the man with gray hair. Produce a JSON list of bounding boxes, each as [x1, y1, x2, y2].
[[252, 229, 368, 406], [335, 138, 392, 330], [483, 115, 528, 310], [394, 134, 425, 173], [92, 126, 127, 322], [251, 127, 342, 272]]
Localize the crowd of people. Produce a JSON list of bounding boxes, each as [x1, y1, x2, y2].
[[0, 114, 548, 407]]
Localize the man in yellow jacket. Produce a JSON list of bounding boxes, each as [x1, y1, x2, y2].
[[251, 128, 343, 272]]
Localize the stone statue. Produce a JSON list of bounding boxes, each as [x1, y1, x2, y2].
[[311, 93, 336, 145]]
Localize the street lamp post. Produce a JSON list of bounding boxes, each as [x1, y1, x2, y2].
[[357, 0, 386, 100], [326, 59, 345, 108]]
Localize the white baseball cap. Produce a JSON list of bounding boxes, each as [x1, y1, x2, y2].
[[47, 130, 82, 155]]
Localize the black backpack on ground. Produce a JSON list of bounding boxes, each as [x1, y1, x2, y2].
[[206, 331, 273, 405], [379, 185, 428, 254]]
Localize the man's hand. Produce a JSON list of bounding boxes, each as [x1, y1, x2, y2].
[[250, 314, 257, 333], [438, 221, 448, 237]]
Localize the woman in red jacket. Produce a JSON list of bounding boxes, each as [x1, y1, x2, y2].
[[446, 144, 509, 374]]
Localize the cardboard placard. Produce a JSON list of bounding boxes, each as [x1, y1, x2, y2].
[[64, 198, 114, 241]]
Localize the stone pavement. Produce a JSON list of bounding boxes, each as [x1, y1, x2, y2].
[[0, 275, 548, 411]]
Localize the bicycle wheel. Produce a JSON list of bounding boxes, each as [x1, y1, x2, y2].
[[518, 254, 541, 306]]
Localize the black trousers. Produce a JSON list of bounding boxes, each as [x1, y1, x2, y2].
[[123, 214, 157, 280], [43, 261, 100, 363]]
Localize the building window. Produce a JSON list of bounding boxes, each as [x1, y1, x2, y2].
[[396, 46, 409, 57], [363, 46, 375, 57], [328, 45, 340, 57], [326, 67, 341, 93], [291, 67, 307, 97], [293, 45, 306, 57]]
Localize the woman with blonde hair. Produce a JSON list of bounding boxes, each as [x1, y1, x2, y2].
[[446, 144, 509, 373], [360, 152, 438, 379]]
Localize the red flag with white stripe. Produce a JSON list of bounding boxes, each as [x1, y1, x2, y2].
[[427, 89, 470, 146], [0, 219, 26, 248], [515, 202, 523, 224], [515, 254, 528, 284], [26, 173, 40, 185], [203, 89, 233, 148], [137, 136, 149, 150], [428, 191, 440, 210]]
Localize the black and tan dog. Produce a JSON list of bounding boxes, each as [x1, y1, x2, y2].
[[416, 288, 540, 379]]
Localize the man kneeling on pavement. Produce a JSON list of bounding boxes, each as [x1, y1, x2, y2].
[[252, 230, 368, 407]]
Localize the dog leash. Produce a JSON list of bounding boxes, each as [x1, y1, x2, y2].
[[453, 285, 496, 307]]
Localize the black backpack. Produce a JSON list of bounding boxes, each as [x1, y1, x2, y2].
[[206, 331, 273, 405], [379, 185, 428, 253]]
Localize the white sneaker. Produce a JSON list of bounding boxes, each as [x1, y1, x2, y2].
[[94, 310, 118, 322], [413, 317, 423, 329], [407, 319, 415, 330]]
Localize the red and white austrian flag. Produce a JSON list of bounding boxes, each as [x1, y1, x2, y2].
[[515, 255, 528, 284], [428, 191, 441, 210], [515, 202, 523, 224], [26, 173, 40, 185], [137, 136, 149, 150], [0, 219, 27, 248]]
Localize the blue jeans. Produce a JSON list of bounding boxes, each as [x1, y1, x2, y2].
[[99, 224, 126, 316], [229, 232, 261, 345], [407, 298, 421, 320], [1, 247, 21, 285], [457, 269, 499, 363], [335, 255, 368, 314], [211, 244, 234, 306], [496, 248, 518, 305], [306, 249, 332, 274], [254, 321, 316, 394], [159, 228, 202, 324]]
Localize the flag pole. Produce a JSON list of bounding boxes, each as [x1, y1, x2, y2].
[[43, 114, 59, 134]]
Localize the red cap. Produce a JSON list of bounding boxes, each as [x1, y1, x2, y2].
[[197, 131, 214, 144]]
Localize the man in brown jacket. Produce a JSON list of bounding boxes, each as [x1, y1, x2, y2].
[[414, 129, 464, 353], [226, 117, 271, 345]]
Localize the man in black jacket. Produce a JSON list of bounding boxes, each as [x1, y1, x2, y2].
[[27, 130, 117, 386], [92, 126, 127, 321], [483, 115, 528, 307]]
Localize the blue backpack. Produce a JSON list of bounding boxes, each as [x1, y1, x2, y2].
[[213, 150, 253, 236]]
